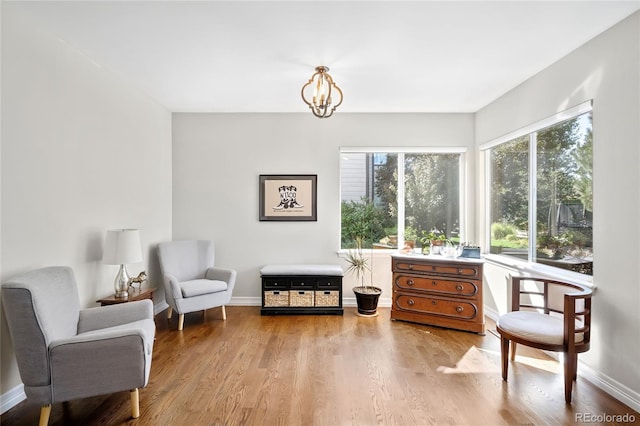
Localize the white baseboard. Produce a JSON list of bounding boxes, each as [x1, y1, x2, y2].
[[1, 383, 25, 414], [228, 296, 261, 306], [153, 300, 169, 315], [579, 362, 640, 413], [483, 305, 500, 322]]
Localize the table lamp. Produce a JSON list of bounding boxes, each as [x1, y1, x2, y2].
[[103, 228, 143, 298]]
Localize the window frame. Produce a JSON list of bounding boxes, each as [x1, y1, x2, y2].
[[480, 100, 594, 286], [339, 146, 467, 253]]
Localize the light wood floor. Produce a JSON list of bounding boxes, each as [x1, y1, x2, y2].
[[2, 306, 638, 425]]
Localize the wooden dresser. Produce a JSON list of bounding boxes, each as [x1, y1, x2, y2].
[[391, 255, 485, 334]]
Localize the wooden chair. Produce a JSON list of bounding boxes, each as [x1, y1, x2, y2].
[[496, 276, 592, 403]]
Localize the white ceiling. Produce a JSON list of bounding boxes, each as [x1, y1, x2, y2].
[[5, 1, 639, 113]]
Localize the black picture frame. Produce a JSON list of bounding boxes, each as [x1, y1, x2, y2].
[[259, 174, 317, 221]]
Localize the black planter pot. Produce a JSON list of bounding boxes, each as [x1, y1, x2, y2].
[[353, 286, 382, 317]]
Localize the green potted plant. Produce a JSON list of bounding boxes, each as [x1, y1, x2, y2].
[[341, 198, 384, 316], [345, 237, 382, 317], [420, 229, 447, 255]]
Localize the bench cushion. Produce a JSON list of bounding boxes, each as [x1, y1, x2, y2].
[[260, 264, 343, 277]]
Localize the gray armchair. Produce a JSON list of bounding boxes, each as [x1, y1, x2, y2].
[[1, 266, 155, 425], [157, 240, 236, 330]]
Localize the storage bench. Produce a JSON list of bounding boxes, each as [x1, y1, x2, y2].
[[260, 264, 344, 315]]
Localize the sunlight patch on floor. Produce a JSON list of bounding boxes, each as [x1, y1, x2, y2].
[[435, 345, 561, 376], [436, 346, 501, 374], [512, 353, 561, 374]]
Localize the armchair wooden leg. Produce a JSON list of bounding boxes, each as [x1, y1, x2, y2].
[[500, 336, 509, 381], [564, 353, 576, 403], [221, 305, 227, 321], [167, 306, 173, 319], [130, 388, 140, 418], [39, 404, 51, 426], [178, 314, 185, 331], [510, 342, 517, 361]]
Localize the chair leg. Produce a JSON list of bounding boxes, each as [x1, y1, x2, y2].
[[178, 314, 185, 331], [500, 336, 509, 381], [564, 353, 575, 403], [39, 404, 51, 426], [130, 388, 140, 418], [221, 305, 227, 321], [167, 306, 173, 319], [510, 342, 517, 361]]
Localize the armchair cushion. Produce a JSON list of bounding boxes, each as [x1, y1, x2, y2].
[[497, 310, 585, 346], [181, 279, 228, 298]]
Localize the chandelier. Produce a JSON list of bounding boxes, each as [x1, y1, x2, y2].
[[301, 66, 343, 118]]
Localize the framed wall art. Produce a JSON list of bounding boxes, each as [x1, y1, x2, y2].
[[259, 174, 317, 221]]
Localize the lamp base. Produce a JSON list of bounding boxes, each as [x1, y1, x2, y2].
[[115, 290, 129, 299], [114, 264, 130, 298]]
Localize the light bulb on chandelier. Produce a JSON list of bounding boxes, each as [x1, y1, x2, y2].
[[301, 66, 343, 118]]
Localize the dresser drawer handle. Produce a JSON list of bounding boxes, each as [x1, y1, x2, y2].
[[408, 264, 413, 270], [432, 280, 437, 286], [408, 299, 415, 306], [431, 300, 437, 305], [456, 306, 464, 313], [456, 284, 463, 291], [407, 279, 415, 286]]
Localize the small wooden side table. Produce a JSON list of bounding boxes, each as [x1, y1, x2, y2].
[[97, 287, 156, 306]]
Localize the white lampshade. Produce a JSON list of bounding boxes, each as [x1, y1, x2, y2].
[[103, 229, 143, 265]]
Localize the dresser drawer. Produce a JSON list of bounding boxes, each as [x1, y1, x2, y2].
[[393, 258, 480, 279], [394, 275, 479, 297], [394, 294, 479, 320]]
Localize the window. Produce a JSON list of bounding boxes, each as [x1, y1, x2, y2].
[[340, 149, 463, 251], [485, 103, 593, 276]]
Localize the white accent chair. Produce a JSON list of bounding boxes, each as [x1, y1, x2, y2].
[[496, 276, 592, 403], [1, 266, 155, 425], [157, 240, 236, 330]]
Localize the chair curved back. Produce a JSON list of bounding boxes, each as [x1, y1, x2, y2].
[[157, 240, 216, 282], [1, 266, 80, 391]]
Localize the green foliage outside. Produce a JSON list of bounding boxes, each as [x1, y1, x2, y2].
[[341, 198, 387, 249]]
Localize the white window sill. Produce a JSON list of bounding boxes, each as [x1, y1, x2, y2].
[[483, 253, 595, 290]]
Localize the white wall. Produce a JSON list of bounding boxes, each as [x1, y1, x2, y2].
[[171, 113, 475, 304], [476, 12, 640, 406], [0, 8, 172, 400]]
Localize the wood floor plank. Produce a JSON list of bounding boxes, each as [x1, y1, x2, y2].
[[1, 306, 638, 425]]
